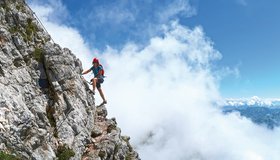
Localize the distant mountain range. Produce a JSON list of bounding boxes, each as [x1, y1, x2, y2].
[[224, 96, 280, 107], [223, 96, 280, 129]]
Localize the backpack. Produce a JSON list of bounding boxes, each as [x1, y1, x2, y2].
[[98, 64, 105, 77]]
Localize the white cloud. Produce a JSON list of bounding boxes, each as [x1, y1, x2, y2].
[[102, 22, 280, 160], [28, 0, 69, 23], [158, 0, 196, 22], [29, 1, 280, 160]]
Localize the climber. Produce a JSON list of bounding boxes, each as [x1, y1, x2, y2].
[[82, 57, 107, 105]]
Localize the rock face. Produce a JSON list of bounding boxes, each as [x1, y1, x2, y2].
[[82, 105, 139, 160], [0, 0, 139, 159]]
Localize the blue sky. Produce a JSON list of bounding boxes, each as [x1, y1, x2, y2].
[[30, 0, 280, 98], [186, 0, 280, 98]]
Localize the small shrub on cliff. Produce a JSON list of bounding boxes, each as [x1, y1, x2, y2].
[[46, 105, 56, 128], [8, 26, 20, 34], [1, 3, 10, 12], [25, 18, 37, 41], [57, 144, 75, 160], [0, 151, 20, 160], [16, 3, 26, 12], [33, 47, 43, 62]]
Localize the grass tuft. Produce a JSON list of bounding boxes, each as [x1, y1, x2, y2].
[[0, 151, 20, 160], [57, 144, 75, 160]]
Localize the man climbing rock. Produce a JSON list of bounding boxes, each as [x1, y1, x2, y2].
[[82, 57, 107, 105]]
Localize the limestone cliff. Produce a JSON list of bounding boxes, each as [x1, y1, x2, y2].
[[0, 0, 139, 159]]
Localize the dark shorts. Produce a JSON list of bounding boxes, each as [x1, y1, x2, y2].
[[92, 78, 104, 89]]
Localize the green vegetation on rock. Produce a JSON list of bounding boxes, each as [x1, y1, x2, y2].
[[33, 47, 42, 62], [0, 151, 20, 160], [98, 150, 106, 159], [16, 3, 26, 12], [57, 144, 75, 160], [46, 105, 58, 137], [1, 3, 11, 12], [125, 153, 134, 160], [8, 18, 38, 42], [8, 26, 20, 34], [46, 105, 56, 128], [25, 18, 37, 41]]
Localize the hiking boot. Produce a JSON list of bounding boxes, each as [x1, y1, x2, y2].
[[97, 100, 107, 107], [89, 90, 95, 95]]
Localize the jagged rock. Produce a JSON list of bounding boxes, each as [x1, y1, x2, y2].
[[0, 0, 139, 159], [82, 105, 139, 160], [91, 125, 103, 138]]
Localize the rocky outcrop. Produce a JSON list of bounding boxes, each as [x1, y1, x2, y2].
[[82, 105, 139, 160], [0, 0, 139, 159]]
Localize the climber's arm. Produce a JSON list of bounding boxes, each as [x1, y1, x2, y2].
[[82, 69, 91, 75]]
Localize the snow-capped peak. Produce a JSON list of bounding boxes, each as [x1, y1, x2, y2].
[[224, 96, 280, 107]]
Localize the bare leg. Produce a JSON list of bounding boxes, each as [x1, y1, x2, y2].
[[91, 78, 97, 93], [97, 88, 107, 104]]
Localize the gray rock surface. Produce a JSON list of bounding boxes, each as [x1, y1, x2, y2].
[[82, 105, 139, 160], [0, 0, 140, 159]]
